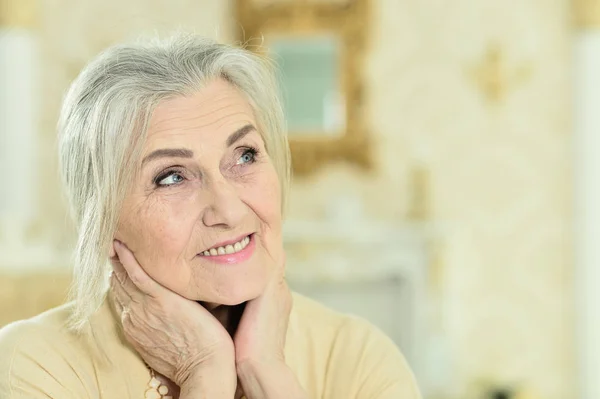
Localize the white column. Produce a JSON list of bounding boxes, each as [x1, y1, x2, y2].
[[574, 13, 600, 399], [0, 29, 38, 241]]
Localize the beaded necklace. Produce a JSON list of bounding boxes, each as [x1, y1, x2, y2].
[[144, 366, 246, 399], [144, 366, 172, 399]]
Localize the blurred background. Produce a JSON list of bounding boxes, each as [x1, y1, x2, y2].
[[1, 0, 595, 398]]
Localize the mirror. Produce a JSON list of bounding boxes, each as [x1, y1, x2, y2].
[[269, 34, 344, 136], [236, 0, 372, 176]]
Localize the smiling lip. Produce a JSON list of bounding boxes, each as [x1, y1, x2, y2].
[[207, 233, 252, 251], [197, 234, 256, 265]]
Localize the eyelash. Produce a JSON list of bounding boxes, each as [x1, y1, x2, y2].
[[152, 146, 260, 188], [153, 167, 185, 187], [237, 146, 258, 165]]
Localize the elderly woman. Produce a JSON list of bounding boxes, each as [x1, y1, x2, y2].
[[0, 35, 420, 399]]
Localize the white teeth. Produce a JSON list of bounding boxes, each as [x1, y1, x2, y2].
[[200, 235, 251, 256]]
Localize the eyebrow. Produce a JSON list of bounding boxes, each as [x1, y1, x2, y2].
[[226, 124, 256, 147], [141, 148, 194, 166], [141, 124, 257, 166]]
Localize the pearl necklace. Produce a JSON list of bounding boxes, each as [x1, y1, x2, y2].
[[144, 365, 246, 399], [144, 367, 172, 399]]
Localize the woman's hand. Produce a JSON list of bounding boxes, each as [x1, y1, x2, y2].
[[109, 240, 237, 397], [233, 251, 291, 366], [233, 252, 308, 399]]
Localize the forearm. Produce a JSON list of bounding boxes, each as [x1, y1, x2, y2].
[[237, 360, 308, 399]]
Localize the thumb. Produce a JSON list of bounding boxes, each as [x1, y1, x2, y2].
[[113, 240, 162, 297]]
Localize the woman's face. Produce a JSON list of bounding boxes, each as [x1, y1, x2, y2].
[[115, 79, 283, 306]]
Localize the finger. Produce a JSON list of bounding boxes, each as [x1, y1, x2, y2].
[[112, 296, 123, 315], [110, 272, 133, 304], [110, 281, 126, 314], [109, 277, 135, 329], [110, 257, 145, 302], [114, 240, 161, 297], [110, 273, 144, 327], [109, 277, 128, 321], [110, 256, 129, 287], [110, 241, 130, 285]]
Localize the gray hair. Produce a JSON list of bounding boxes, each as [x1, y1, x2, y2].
[[58, 34, 290, 330]]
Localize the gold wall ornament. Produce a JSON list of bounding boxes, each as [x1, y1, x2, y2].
[[467, 44, 532, 104], [0, 0, 37, 28], [573, 0, 600, 28], [235, 0, 372, 176]]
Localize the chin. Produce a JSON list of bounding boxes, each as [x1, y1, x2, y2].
[[193, 276, 268, 306]]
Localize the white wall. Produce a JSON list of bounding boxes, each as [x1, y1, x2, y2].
[[2, 0, 575, 396], [0, 28, 39, 267], [574, 30, 600, 399]]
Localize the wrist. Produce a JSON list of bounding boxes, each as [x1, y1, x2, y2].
[[236, 358, 286, 376], [237, 360, 307, 399], [179, 361, 237, 399], [176, 343, 236, 385]]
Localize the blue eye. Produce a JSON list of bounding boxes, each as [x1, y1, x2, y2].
[[237, 148, 257, 165], [156, 171, 184, 187]]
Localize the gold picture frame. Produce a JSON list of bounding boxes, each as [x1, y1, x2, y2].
[[235, 0, 372, 176]]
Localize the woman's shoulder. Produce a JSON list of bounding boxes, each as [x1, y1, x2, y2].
[[290, 292, 348, 327], [288, 292, 421, 398], [0, 301, 77, 350], [289, 291, 376, 345], [0, 303, 92, 398], [290, 291, 394, 340], [0, 302, 88, 369]]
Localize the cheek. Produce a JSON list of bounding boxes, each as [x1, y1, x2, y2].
[[117, 193, 199, 265], [242, 166, 282, 231]]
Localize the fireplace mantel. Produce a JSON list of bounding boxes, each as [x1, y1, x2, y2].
[[282, 218, 437, 388]]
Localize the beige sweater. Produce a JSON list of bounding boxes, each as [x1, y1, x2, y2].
[[0, 292, 420, 398]]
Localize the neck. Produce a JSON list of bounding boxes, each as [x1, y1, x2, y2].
[[200, 301, 246, 337]]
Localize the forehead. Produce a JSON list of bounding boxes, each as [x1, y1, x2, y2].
[[146, 79, 256, 145]]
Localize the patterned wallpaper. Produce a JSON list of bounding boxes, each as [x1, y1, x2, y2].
[[288, 1, 574, 394], [16, 0, 574, 397]]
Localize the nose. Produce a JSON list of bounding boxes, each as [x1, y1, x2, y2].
[[201, 177, 246, 228]]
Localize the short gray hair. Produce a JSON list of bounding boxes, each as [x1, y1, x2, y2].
[[58, 34, 290, 330]]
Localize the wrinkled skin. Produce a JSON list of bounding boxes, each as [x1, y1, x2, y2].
[[109, 79, 298, 398]]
